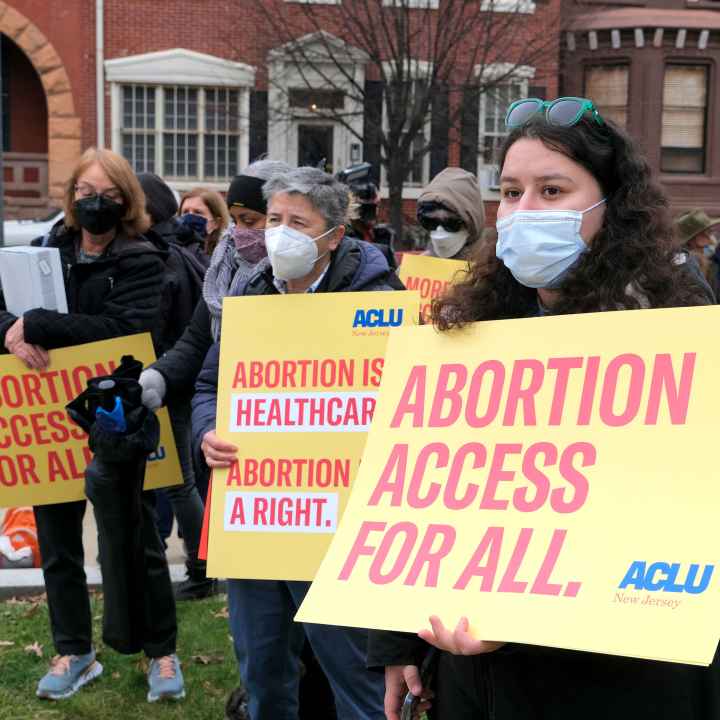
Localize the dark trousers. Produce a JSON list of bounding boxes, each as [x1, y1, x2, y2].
[[33, 500, 93, 656], [158, 400, 205, 561], [227, 579, 385, 720], [85, 456, 177, 658]]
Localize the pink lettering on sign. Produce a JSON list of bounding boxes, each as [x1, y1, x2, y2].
[[390, 353, 696, 429], [367, 441, 594, 514]]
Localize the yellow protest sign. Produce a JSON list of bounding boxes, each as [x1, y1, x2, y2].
[[297, 307, 720, 665], [398, 254, 468, 322], [206, 291, 420, 581], [0, 334, 181, 507]]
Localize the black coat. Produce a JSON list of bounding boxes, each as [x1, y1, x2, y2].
[[146, 218, 209, 357], [368, 631, 720, 719], [0, 222, 166, 351], [151, 298, 213, 401]]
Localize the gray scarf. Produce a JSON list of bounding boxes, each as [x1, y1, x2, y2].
[[202, 228, 260, 341]]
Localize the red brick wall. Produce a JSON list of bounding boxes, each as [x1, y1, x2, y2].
[[5, 37, 46, 152], [7, 0, 560, 188], [7, 0, 95, 148]]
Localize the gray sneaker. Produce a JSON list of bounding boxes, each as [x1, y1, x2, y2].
[[147, 654, 185, 702], [36, 651, 103, 700]]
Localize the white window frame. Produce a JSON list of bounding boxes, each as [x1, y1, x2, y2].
[[382, 0, 440, 8], [379, 60, 433, 198], [474, 63, 535, 197], [481, 0, 535, 14], [268, 32, 367, 174], [105, 49, 256, 192]]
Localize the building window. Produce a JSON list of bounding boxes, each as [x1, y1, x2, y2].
[[478, 79, 528, 189], [661, 65, 708, 174], [119, 84, 242, 182], [584, 65, 629, 127], [288, 88, 345, 111]]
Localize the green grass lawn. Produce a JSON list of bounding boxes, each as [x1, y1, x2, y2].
[[0, 592, 239, 720]]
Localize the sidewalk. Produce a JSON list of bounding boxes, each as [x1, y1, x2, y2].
[[0, 508, 187, 599]]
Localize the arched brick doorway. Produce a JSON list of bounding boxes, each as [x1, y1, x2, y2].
[[0, 2, 81, 207]]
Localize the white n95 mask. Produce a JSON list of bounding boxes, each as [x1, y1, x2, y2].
[[430, 227, 469, 258], [265, 225, 336, 281], [495, 199, 606, 289]]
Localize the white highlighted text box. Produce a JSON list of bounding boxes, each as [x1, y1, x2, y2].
[[224, 491, 339, 533], [228, 391, 377, 433]]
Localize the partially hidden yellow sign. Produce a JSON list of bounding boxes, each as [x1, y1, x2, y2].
[[206, 291, 420, 581], [297, 307, 720, 665], [0, 334, 181, 507], [398, 254, 468, 322]]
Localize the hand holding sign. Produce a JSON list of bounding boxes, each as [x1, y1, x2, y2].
[[418, 616, 505, 656], [202, 429, 238, 468]]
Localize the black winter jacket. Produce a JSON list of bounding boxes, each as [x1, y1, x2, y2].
[[0, 222, 166, 351], [368, 631, 719, 719], [146, 218, 209, 357]]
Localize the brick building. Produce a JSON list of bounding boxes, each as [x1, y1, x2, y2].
[[561, 0, 720, 216], [0, 0, 560, 222]]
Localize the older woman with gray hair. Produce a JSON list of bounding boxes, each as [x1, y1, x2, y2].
[[191, 166, 398, 720]]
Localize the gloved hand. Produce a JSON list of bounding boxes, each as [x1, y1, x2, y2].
[[138, 368, 166, 410]]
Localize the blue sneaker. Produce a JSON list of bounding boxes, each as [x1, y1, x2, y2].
[[36, 651, 103, 700], [147, 654, 185, 702]]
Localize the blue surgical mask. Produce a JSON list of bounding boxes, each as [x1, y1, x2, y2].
[[495, 199, 606, 289], [179, 212, 208, 237]]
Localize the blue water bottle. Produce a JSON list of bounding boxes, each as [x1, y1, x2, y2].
[[95, 379, 127, 433]]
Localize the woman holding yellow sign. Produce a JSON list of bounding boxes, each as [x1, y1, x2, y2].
[[373, 97, 717, 718], [0, 149, 184, 703]]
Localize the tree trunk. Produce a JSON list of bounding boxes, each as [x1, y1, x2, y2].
[[386, 155, 406, 249]]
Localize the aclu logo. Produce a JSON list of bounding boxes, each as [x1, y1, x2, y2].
[[353, 308, 404, 328], [618, 561, 714, 594]]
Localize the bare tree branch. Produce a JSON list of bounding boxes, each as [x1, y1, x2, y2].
[[256, 0, 559, 236]]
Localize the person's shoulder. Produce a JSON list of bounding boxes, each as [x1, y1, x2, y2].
[[241, 260, 275, 297], [113, 232, 168, 261]]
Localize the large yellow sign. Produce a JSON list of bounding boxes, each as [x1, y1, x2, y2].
[[398, 254, 468, 322], [0, 334, 181, 507], [206, 291, 420, 581], [298, 307, 720, 665]]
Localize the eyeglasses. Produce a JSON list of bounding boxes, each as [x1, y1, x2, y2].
[[74, 183, 124, 204], [505, 97, 605, 129], [418, 217, 465, 233]]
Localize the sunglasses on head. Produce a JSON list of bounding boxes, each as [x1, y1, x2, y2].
[[418, 216, 465, 233], [505, 96, 605, 129]]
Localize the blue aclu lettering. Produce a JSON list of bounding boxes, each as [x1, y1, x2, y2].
[[618, 561, 714, 594], [353, 308, 404, 328], [148, 446, 166, 462]]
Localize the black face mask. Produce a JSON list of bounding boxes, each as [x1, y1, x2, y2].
[[73, 195, 125, 235]]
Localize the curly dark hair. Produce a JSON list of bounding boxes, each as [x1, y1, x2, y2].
[[432, 115, 711, 329]]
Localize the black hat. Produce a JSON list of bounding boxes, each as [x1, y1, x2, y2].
[[137, 172, 178, 225], [226, 175, 266, 215]]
